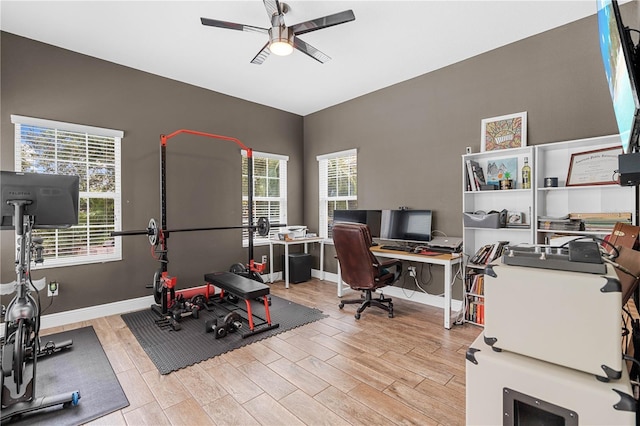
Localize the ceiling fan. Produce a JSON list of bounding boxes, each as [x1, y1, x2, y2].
[[201, 0, 355, 65]]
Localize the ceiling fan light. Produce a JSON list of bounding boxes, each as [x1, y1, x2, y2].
[[268, 25, 294, 56], [270, 40, 293, 56]]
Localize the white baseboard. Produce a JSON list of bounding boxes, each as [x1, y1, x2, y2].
[[1, 295, 155, 337], [317, 269, 462, 311], [39, 295, 156, 331], [381, 286, 463, 311]]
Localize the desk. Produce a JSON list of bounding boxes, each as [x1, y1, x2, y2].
[[337, 246, 462, 329], [269, 237, 325, 288]]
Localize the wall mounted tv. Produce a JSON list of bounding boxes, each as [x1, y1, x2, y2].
[[380, 209, 432, 244], [1, 171, 80, 230], [333, 209, 382, 237], [597, 0, 640, 154]]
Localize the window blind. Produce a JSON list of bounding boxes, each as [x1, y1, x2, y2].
[[317, 149, 357, 239], [11, 115, 123, 268], [242, 150, 288, 246]]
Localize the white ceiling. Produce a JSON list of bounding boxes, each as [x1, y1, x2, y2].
[[1, 1, 602, 116]]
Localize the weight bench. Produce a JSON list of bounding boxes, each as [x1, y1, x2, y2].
[[204, 271, 278, 337]]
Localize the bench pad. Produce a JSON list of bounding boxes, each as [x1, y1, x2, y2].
[[204, 271, 270, 300]]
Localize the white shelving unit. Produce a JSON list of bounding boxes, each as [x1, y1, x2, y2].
[[461, 135, 638, 327], [462, 146, 536, 258], [462, 146, 535, 326], [534, 135, 636, 244]]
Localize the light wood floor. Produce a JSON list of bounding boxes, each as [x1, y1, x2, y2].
[[41, 278, 482, 425]]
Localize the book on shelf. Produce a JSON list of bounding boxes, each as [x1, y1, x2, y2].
[[465, 159, 478, 191], [466, 299, 485, 325], [583, 222, 630, 232], [472, 164, 487, 188], [469, 274, 484, 295], [538, 214, 570, 221], [469, 244, 490, 264], [568, 212, 632, 220], [538, 218, 584, 231], [506, 223, 530, 229], [465, 159, 487, 191], [470, 241, 509, 264]]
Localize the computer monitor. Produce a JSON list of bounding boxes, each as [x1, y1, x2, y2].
[[1, 171, 80, 229], [597, 0, 640, 154], [380, 209, 432, 244], [333, 209, 382, 237]]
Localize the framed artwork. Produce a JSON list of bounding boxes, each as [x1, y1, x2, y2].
[[486, 157, 518, 187], [481, 112, 527, 152], [566, 146, 622, 186]]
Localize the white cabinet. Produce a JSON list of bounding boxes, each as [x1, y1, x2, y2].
[[534, 135, 636, 244], [462, 146, 535, 258]]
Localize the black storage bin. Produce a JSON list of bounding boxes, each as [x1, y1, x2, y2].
[[282, 253, 311, 283]]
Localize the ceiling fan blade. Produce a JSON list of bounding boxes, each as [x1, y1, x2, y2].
[[293, 38, 330, 63], [291, 10, 355, 36], [251, 42, 271, 65], [263, 0, 282, 17], [200, 17, 268, 35]]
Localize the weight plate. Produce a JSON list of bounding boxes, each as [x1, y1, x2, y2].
[[223, 311, 242, 329], [229, 263, 247, 274], [148, 218, 159, 246], [249, 271, 264, 283], [215, 326, 227, 339], [257, 217, 270, 237], [153, 269, 163, 305]]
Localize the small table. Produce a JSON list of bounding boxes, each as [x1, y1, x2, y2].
[[269, 237, 325, 288], [337, 246, 463, 329]]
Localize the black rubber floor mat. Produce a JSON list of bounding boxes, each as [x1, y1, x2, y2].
[[121, 295, 327, 374], [5, 326, 129, 425]]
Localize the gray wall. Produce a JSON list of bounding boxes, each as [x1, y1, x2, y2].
[[1, 32, 303, 313], [1, 2, 637, 310], [303, 5, 637, 295]]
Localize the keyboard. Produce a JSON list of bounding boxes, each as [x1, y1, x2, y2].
[[421, 245, 455, 254], [380, 245, 412, 252]]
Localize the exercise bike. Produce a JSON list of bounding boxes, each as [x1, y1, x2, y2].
[[1, 199, 80, 422]]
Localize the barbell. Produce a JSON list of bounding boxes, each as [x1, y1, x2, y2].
[[111, 216, 276, 246]]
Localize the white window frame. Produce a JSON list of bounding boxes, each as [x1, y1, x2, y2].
[[317, 149, 358, 240], [11, 114, 123, 268], [242, 150, 288, 247]]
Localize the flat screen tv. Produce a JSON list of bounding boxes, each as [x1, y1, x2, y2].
[[333, 209, 382, 237], [380, 209, 432, 244], [597, 0, 640, 154], [1, 171, 80, 230]]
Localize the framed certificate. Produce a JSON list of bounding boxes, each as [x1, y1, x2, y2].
[[566, 146, 622, 186]]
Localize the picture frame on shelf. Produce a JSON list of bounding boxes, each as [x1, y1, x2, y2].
[[481, 112, 527, 152], [566, 146, 622, 186], [507, 211, 524, 224], [486, 157, 518, 188]]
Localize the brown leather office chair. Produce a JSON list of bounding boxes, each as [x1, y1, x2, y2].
[[332, 222, 402, 319]]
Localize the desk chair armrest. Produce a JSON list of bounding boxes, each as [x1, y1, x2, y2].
[[375, 259, 402, 283]]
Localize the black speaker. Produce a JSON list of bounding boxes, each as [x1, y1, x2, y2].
[[282, 253, 311, 283], [618, 152, 640, 186]]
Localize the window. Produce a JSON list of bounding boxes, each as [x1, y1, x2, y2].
[[11, 115, 123, 268], [242, 150, 288, 246], [317, 149, 357, 239]]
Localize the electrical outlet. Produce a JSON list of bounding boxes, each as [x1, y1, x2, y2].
[[48, 281, 59, 297], [261, 255, 268, 264]]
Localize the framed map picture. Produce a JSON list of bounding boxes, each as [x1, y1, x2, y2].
[[481, 112, 527, 152]]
